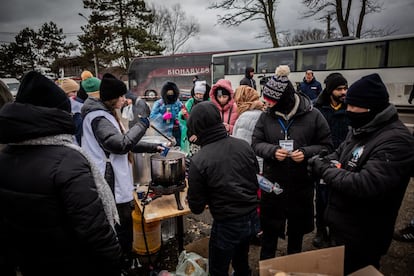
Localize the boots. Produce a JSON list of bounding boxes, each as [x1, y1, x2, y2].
[[312, 227, 330, 248]]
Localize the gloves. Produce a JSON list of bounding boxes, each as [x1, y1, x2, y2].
[[307, 154, 332, 179], [139, 117, 150, 129], [312, 157, 333, 178]]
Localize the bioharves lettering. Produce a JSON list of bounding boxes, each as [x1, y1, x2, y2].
[[167, 67, 210, 76]]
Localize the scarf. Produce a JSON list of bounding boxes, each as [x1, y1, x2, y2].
[[12, 134, 120, 229]]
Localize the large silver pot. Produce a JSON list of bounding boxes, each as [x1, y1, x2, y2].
[[150, 151, 186, 188], [133, 135, 169, 185]]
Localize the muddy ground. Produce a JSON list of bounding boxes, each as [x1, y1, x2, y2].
[[134, 179, 414, 276]]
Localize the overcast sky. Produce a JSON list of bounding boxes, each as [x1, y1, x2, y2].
[[1, 0, 413, 53]]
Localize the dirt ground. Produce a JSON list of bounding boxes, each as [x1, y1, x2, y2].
[[135, 179, 414, 276]]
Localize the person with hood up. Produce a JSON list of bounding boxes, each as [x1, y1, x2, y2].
[[298, 69, 322, 103], [312, 73, 350, 248], [0, 71, 122, 275], [308, 73, 414, 274], [252, 65, 333, 260], [187, 101, 259, 276], [150, 81, 183, 147], [81, 73, 165, 273], [239, 66, 257, 89], [178, 80, 210, 155], [209, 79, 239, 134]]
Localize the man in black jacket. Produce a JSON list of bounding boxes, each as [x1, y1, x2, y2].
[[187, 101, 259, 276], [0, 71, 122, 276], [253, 65, 332, 261], [309, 73, 414, 274], [240, 66, 257, 89]]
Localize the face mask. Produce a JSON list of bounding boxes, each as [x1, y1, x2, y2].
[[346, 111, 376, 129], [166, 94, 175, 103]]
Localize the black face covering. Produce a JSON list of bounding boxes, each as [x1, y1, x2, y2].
[[166, 94, 176, 104], [346, 110, 376, 129]]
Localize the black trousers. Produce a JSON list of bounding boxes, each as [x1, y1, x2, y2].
[[115, 201, 133, 257]]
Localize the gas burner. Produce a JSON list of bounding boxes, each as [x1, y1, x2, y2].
[[146, 180, 186, 210]]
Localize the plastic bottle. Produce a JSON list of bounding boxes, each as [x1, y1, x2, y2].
[[257, 174, 283, 195]]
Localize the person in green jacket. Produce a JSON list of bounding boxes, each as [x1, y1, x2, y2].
[[178, 80, 210, 156]]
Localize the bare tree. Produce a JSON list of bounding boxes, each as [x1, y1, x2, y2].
[[280, 28, 338, 46], [302, 0, 383, 38], [150, 3, 200, 55], [208, 0, 280, 48]]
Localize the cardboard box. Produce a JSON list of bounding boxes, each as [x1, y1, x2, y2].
[[259, 246, 383, 276], [259, 246, 345, 276], [348, 265, 383, 276]]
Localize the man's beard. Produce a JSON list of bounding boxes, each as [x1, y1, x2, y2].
[[331, 94, 345, 104]]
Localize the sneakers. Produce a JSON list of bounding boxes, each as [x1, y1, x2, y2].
[[393, 223, 414, 242]]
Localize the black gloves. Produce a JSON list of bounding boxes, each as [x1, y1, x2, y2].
[[139, 117, 150, 129], [307, 151, 340, 179], [309, 156, 333, 178]]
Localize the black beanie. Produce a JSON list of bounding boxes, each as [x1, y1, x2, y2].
[[346, 73, 389, 111], [100, 73, 127, 101], [15, 71, 70, 112], [325, 73, 347, 94]]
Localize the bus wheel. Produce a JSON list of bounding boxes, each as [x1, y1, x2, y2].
[[145, 90, 157, 99]]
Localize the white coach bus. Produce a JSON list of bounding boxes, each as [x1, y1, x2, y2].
[[211, 34, 414, 108]]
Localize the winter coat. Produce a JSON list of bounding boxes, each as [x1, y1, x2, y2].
[[314, 91, 349, 148], [209, 79, 239, 134], [150, 82, 183, 146], [0, 102, 122, 276], [299, 77, 322, 102], [187, 102, 259, 221], [70, 96, 84, 145], [81, 97, 159, 204], [252, 93, 333, 236], [233, 109, 263, 145], [321, 104, 414, 256], [239, 67, 257, 89]]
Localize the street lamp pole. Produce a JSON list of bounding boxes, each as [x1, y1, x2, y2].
[[79, 13, 99, 77]]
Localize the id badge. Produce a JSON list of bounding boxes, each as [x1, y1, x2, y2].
[[279, 139, 294, 152]]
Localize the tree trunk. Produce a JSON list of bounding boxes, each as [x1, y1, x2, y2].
[[356, 0, 367, 38]]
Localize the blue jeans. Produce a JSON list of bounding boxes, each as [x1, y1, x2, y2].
[[209, 211, 257, 276]]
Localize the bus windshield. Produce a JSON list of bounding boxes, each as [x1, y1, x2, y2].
[[128, 52, 219, 100]]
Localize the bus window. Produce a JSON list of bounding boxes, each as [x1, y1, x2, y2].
[[344, 42, 386, 69], [213, 64, 225, 84], [388, 38, 414, 67], [228, 54, 255, 75], [258, 51, 295, 73], [297, 46, 342, 71]]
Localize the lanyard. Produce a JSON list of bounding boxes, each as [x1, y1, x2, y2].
[[278, 118, 294, 140]]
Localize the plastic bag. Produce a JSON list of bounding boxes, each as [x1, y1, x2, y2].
[[122, 104, 135, 121], [175, 251, 208, 276]]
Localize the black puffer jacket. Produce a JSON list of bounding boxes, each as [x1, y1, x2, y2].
[[187, 102, 259, 221], [252, 93, 332, 236], [321, 104, 414, 255], [0, 102, 122, 276]]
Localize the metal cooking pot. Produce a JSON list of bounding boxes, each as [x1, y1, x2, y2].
[[150, 151, 186, 188], [133, 135, 169, 185]]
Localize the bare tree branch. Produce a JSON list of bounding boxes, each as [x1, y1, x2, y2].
[[209, 0, 280, 47], [301, 0, 384, 38]]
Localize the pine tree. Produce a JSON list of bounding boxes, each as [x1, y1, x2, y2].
[[81, 0, 164, 69]]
